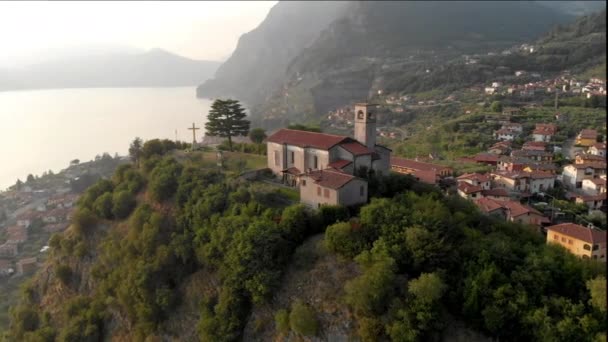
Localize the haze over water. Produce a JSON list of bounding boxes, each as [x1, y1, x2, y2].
[[0, 87, 211, 190]]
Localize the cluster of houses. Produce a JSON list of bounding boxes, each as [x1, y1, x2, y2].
[[483, 75, 607, 100], [0, 192, 77, 277]]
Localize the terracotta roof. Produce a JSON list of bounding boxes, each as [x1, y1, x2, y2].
[[327, 159, 352, 170], [457, 173, 491, 183], [491, 141, 512, 148], [567, 162, 607, 169], [586, 178, 607, 186], [527, 171, 556, 179], [304, 169, 359, 189], [474, 153, 499, 163], [522, 141, 547, 151], [413, 170, 439, 184], [482, 188, 510, 197], [591, 142, 606, 150], [474, 197, 504, 213], [282, 167, 302, 175], [458, 182, 483, 194], [576, 193, 607, 202], [339, 141, 374, 156], [494, 199, 543, 218], [495, 128, 515, 135], [547, 223, 606, 244], [267, 129, 348, 150], [391, 157, 450, 173], [533, 123, 557, 135], [578, 129, 598, 139], [512, 150, 552, 158]]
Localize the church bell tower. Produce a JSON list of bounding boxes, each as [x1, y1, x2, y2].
[[354, 103, 376, 150]]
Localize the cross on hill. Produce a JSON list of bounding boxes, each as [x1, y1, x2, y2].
[[188, 122, 200, 145]]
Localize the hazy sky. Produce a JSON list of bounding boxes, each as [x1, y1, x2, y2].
[[0, 1, 277, 66]]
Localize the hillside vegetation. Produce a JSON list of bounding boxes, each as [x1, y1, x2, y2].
[[5, 139, 606, 341]]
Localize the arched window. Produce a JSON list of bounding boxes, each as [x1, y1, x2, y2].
[[584, 244, 591, 251], [357, 110, 364, 119]]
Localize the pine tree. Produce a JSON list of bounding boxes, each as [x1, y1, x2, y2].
[[205, 99, 250, 151]]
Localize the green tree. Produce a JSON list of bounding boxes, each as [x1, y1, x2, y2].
[[205, 99, 250, 151], [93, 192, 113, 219], [249, 128, 267, 144], [26, 174, 35, 183], [274, 309, 290, 334], [129, 137, 143, 166], [112, 191, 136, 219], [490, 101, 503, 113], [586, 276, 606, 313], [289, 300, 318, 336], [325, 222, 368, 258]]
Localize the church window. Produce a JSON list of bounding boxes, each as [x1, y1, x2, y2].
[[324, 189, 330, 198], [290, 151, 295, 164], [357, 110, 364, 119], [314, 156, 318, 169]]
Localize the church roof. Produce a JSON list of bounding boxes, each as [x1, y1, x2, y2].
[[340, 141, 374, 156], [267, 129, 348, 150]]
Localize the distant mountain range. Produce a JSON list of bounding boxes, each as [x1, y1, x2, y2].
[[0, 48, 220, 91], [197, 1, 606, 129]]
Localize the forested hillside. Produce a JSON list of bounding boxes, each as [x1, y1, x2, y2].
[[5, 139, 606, 341]]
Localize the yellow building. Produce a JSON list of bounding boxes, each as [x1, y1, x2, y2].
[[576, 129, 598, 147], [546, 223, 606, 261]]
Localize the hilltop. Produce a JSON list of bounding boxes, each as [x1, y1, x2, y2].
[[4, 138, 605, 341]]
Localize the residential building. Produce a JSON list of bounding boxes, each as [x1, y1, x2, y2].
[[6, 225, 28, 244], [473, 153, 499, 166], [589, 142, 606, 157], [481, 188, 511, 201], [575, 153, 605, 164], [491, 171, 555, 195], [457, 173, 491, 190], [576, 129, 598, 147], [532, 123, 557, 142], [582, 178, 607, 195], [475, 198, 548, 226], [522, 141, 547, 151], [298, 169, 367, 208], [390, 157, 453, 185], [494, 128, 517, 141], [474, 197, 507, 219], [547, 223, 606, 261], [511, 149, 553, 162], [562, 162, 607, 189], [569, 192, 607, 211], [457, 182, 483, 200], [488, 141, 512, 155]]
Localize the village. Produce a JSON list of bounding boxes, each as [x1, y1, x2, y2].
[[266, 99, 607, 262], [0, 155, 127, 280]]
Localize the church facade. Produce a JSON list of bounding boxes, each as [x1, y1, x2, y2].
[[266, 103, 390, 207]]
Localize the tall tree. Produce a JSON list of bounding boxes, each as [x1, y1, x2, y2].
[[205, 99, 250, 151], [249, 128, 267, 144], [129, 137, 143, 166]]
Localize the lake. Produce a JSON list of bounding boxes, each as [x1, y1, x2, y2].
[[0, 87, 211, 190]]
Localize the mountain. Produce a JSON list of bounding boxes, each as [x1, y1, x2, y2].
[[196, 1, 349, 104], [197, 1, 603, 129], [0, 49, 220, 91], [535, 1, 606, 17]]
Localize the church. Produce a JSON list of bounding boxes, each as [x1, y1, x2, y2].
[[266, 103, 391, 208]]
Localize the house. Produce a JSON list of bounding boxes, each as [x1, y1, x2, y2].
[[485, 87, 497, 95], [266, 103, 391, 188], [474, 197, 506, 219], [475, 198, 548, 226], [488, 141, 512, 155], [546, 223, 606, 261], [532, 123, 557, 142], [575, 153, 605, 164], [576, 129, 598, 147], [481, 188, 511, 201], [501, 122, 523, 133], [588, 142, 606, 157], [494, 128, 517, 141], [473, 153, 499, 166], [298, 169, 367, 208], [0, 243, 18, 258], [522, 141, 547, 152], [457, 173, 491, 190], [567, 192, 607, 212], [582, 178, 607, 195], [491, 171, 555, 195], [390, 157, 453, 185], [457, 182, 483, 200], [16, 257, 37, 275], [562, 162, 607, 189]]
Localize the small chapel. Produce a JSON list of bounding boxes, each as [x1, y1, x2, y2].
[[266, 103, 391, 208]]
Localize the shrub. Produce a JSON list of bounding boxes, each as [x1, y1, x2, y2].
[[93, 192, 113, 219], [274, 309, 290, 334], [318, 205, 349, 228], [55, 264, 72, 285], [325, 222, 368, 258], [289, 300, 318, 337]]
